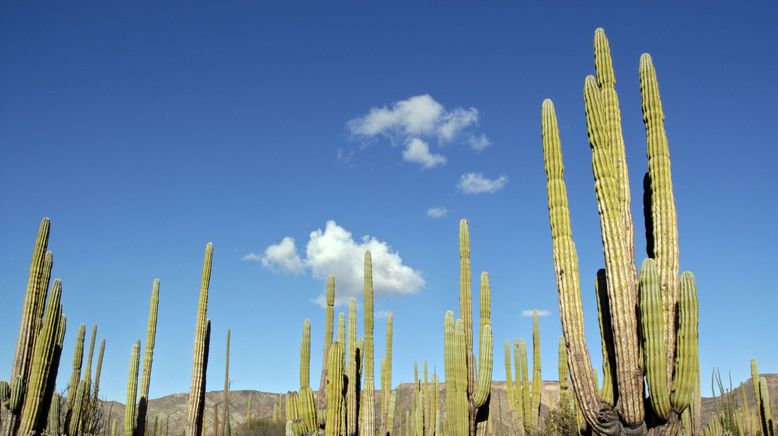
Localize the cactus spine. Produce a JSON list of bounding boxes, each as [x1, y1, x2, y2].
[[125, 341, 141, 436], [360, 251, 376, 436], [136, 279, 160, 436], [186, 243, 213, 436], [444, 220, 493, 435], [541, 29, 699, 434]]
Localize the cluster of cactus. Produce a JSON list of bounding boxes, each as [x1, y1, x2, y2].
[[123, 277, 160, 436], [443, 219, 493, 436], [0, 218, 63, 436], [751, 360, 776, 436], [503, 311, 542, 434], [403, 361, 439, 436], [286, 251, 396, 436], [541, 28, 700, 434]]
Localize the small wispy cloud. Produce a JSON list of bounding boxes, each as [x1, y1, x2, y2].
[[346, 94, 490, 168], [521, 309, 551, 318], [243, 236, 305, 274], [426, 207, 448, 219], [457, 173, 508, 194]]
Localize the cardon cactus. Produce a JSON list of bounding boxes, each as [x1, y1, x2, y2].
[[360, 251, 376, 436], [324, 342, 345, 436], [186, 243, 214, 436], [17, 279, 64, 434], [124, 341, 141, 436], [540, 28, 699, 434], [136, 279, 160, 436], [443, 220, 493, 436]]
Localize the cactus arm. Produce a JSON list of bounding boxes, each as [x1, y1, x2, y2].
[[300, 320, 311, 389], [320, 276, 336, 398], [325, 342, 345, 436], [11, 218, 50, 395], [360, 251, 376, 436], [124, 341, 141, 436], [17, 279, 63, 434], [670, 272, 698, 412], [186, 243, 213, 436], [541, 99, 606, 431], [639, 258, 671, 419], [595, 269, 618, 406], [136, 279, 160, 436], [346, 297, 358, 436], [222, 329, 231, 436], [584, 74, 645, 425], [530, 312, 542, 430], [473, 324, 493, 408], [93, 339, 106, 401], [640, 53, 681, 385], [458, 220, 476, 401], [504, 340, 515, 413]]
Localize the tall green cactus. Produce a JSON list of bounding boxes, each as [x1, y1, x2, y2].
[[93, 338, 106, 401], [540, 28, 699, 434], [4, 218, 51, 434], [443, 220, 493, 436], [360, 251, 376, 436], [16, 279, 63, 434], [137, 279, 160, 436], [752, 359, 776, 436], [558, 336, 569, 408], [65, 323, 86, 430], [186, 242, 213, 436], [529, 312, 541, 432], [223, 329, 231, 436], [296, 319, 317, 434], [125, 341, 141, 436], [346, 297, 359, 436], [325, 342, 345, 436], [320, 277, 336, 403], [380, 312, 393, 436]]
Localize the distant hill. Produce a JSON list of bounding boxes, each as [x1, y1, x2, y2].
[[101, 375, 778, 434]]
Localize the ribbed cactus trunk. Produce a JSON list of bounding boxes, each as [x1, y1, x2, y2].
[[346, 297, 359, 436], [6, 218, 51, 435], [125, 341, 141, 436], [529, 312, 541, 432], [360, 251, 376, 436], [16, 279, 63, 435], [540, 28, 700, 435], [222, 329, 231, 436], [319, 277, 336, 410], [380, 312, 393, 436], [325, 342, 345, 436], [65, 323, 86, 431], [186, 243, 214, 436], [296, 319, 317, 434], [137, 279, 160, 436]]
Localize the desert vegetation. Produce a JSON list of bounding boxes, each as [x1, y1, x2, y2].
[[1, 28, 775, 436]]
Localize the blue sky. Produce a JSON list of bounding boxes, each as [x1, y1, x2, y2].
[[1, 2, 776, 402]]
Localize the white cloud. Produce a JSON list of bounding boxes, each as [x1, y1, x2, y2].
[[457, 173, 508, 194], [521, 309, 552, 318], [403, 138, 446, 169], [468, 134, 491, 152], [426, 207, 448, 219], [346, 94, 489, 168], [252, 221, 424, 306], [244, 237, 305, 274]]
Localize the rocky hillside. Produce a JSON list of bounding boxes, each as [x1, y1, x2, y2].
[[101, 375, 777, 434]]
